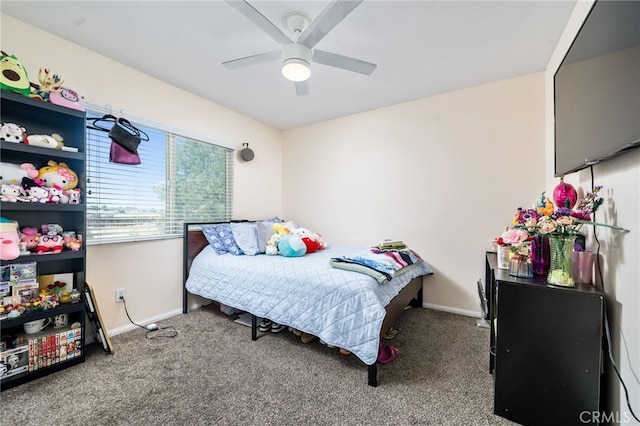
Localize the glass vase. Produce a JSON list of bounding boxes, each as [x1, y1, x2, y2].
[[547, 234, 576, 287], [509, 252, 533, 278], [530, 236, 550, 276]]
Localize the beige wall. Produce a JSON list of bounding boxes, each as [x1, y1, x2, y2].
[[2, 13, 547, 324], [1, 15, 284, 332], [545, 1, 640, 418], [282, 73, 546, 314]]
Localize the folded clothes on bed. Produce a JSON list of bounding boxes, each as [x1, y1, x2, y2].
[[330, 248, 423, 283]]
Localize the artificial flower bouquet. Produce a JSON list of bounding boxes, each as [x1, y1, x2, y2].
[[496, 182, 627, 285]]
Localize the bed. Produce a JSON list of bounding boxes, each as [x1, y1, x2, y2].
[[182, 221, 433, 386]]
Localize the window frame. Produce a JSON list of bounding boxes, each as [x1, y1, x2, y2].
[[84, 102, 235, 245]]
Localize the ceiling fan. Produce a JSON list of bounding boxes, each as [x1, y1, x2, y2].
[[223, 0, 377, 96]]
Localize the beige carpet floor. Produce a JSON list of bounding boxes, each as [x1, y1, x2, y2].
[[1, 305, 515, 425]]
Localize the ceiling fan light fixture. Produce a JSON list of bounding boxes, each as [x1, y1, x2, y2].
[[282, 43, 312, 82]]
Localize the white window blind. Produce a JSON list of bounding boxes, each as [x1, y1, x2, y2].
[[86, 108, 234, 244]]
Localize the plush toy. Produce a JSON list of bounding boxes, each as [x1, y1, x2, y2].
[[0, 218, 21, 261], [20, 227, 41, 252], [47, 184, 63, 203], [291, 227, 326, 254], [29, 186, 49, 203], [0, 52, 32, 96], [0, 162, 39, 186], [63, 234, 82, 251], [65, 188, 81, 204], [277, 234, 307, 257], [1, 184, 22, 202], [265, 233, 281, 255], [36, 160, 78, 190], [265, 223, 291, 255], [35, 232, 63, 254], [29, 68, 64, 101], [0, 123, 27, 143], [26, 133, 64, 149], [50, 87, 84, 111]]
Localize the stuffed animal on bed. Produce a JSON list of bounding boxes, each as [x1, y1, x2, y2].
[[265, 223, 290, 255], [291, 227, 326, 253], [277, 234, 307, 257]]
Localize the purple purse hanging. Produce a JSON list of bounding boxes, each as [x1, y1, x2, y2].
[[109, 141, 141, 165]]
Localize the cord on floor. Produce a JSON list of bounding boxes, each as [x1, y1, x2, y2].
[[121, 298, 179, 340]]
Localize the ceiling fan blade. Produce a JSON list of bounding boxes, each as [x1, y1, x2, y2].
[[223, 51, 280, 70], [297, 0, 363, 48], [225, 0, 292, 46], [295, 81, 309, 96], [313, 50, 377, 75]]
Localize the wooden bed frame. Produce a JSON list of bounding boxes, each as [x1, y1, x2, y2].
[[182, 222, 424, 387]]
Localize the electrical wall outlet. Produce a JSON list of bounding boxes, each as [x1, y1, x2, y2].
[[115, 288, 126, 303]]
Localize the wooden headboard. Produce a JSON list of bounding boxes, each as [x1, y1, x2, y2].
[[182, 221, 248, 313]]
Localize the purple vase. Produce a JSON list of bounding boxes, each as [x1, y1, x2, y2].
[[530, 236, 550, 276]]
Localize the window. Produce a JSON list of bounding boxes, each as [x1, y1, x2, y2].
[[85, 107, 234, 244]]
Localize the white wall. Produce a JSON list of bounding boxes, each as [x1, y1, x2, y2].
[[1, 15, 284, 332], [545, 1, 640, 422], [282, 73, 546, 315]]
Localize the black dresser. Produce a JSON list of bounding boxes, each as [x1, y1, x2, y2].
[[486, 252, 603, 425]]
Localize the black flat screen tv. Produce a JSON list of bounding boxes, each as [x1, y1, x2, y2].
[[554, 0, 640, 177]]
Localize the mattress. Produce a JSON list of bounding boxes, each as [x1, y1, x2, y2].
[[185, 245, 433, 364]]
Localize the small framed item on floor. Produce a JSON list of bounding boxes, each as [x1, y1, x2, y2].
[[84, 282, 114, 354]]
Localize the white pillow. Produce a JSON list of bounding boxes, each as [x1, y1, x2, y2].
[[231, 222, 259, 256]]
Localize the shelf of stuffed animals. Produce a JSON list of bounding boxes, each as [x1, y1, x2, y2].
[[1, 90, 85, 154], [1, 82, 87, 390], [1, 140, 84, 162]]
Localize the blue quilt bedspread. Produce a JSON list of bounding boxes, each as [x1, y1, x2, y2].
[[185, 246, 433, 365]]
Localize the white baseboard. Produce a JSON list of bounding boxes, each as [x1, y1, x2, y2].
[[422, 302, 482, 319], [107, 308, 184, 337]]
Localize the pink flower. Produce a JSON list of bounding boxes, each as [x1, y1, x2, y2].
[[500, 228, 529, 246]]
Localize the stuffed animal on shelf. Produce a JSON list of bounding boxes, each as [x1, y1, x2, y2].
[[36, 160, 78, 190], [1, 184, 22, 202], [28, 186, 49, 203], [65, 188, 81, 204], [35, 232, 63, 254], [0, 123, 27, 143], [29, 68, 64, 101], [0, 217, 21, 261], [50, 87, 84, 111], [0, 162, 39, 186], [20, 227, 41, 253], [63, 233, 82, 251], [47, 184, 63, 204], [0, 51, 32, 96], [26, 133, 64, 149]]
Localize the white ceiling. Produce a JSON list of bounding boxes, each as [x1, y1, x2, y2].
[[2, 0, 577, 130]]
